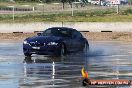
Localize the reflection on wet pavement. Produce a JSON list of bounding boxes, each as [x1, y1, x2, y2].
[[0, 41, 132, 88]]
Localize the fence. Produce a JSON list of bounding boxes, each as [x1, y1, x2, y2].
[[0, 3, 115, 14]]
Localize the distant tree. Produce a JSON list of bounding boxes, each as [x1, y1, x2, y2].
[[60, 0, 67, 9], [42, 0, 52, 3], [39, 0, 59, 3], [60, 0, 76, 9], [0, 0, 14, 2], [14, 0, 41, 2], [128, 0, 132, 5], [68, 0, 75, 8]]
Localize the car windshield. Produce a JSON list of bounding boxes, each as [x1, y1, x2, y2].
[[43, 28, 71, 37]]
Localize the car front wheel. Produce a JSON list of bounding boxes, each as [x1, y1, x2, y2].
[[60, 44, 65, 56], [56, 44, 65, 56]]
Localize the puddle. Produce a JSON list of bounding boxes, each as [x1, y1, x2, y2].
[[0, 41, 132, 88]]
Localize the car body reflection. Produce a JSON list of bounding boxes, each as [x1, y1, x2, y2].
[[22, 55, 86, 88]]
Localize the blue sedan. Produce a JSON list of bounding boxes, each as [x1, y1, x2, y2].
[[23, 27, 89, 57]]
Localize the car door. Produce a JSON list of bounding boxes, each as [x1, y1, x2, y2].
[[60, 28, 73, 52], [71, 30, 85, 51]]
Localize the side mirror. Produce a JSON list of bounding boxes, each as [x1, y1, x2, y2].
[[37, 32, 42, 36]]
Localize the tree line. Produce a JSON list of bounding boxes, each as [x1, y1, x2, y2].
[[0, 0, 89, 4], [5, 0, 77, 3], [0, 0, 83, 9]]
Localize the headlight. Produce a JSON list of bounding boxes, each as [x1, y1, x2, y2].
[[47, 42, 58, 45], [23, 41, 28, 44]]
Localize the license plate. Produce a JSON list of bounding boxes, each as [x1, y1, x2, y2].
[[32, 47, 40, 49]]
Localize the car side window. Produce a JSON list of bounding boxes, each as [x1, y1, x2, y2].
[[72, 30, 82, 39], [60, 28, 72, 37], [43, 29, 51, 36], [60, 30, 70, 37]]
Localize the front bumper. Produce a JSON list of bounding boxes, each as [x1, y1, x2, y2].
[[23, 44, 60, 55]]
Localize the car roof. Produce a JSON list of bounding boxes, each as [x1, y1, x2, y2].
[[48, 27, 76, 31]]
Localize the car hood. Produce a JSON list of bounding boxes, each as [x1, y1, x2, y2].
[[26, 36, 61, 43]]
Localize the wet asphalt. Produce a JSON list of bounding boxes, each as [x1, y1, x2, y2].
[[0, 41, 132, 88]]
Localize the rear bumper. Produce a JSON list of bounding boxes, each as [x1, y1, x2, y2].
[[23, 44, 60, 55]]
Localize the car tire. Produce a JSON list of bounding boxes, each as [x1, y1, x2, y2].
[[60, 44, 65, 56], [24, 56, 32, 61], [83, 43, 89, 54], [56, 44, 65, 57], [24, 53, 32, 57]]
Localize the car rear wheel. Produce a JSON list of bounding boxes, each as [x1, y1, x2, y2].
[[24, 53, 32, 57], [83, 43, 89, 53]]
